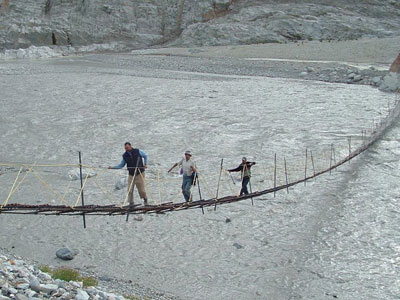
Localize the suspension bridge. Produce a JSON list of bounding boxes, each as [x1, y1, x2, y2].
[[1, 91, 399, 227]]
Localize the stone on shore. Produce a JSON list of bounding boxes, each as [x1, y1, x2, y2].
[[39, 283, 58, 294], [76, 289, 90, 300], [56, 247, 79, 260], [379, 72, 400, 92]]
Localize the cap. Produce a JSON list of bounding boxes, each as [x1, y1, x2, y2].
[[185, 151, 192, 156], [242, 157, 247, 160]]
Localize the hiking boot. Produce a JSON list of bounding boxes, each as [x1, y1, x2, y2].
[[143, 198, 148, 206]]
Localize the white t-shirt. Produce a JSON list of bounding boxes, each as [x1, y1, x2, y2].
[[178, 158, 195, 176]]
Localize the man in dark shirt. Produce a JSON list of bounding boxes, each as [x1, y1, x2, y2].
[[109, 142, 148, 205], [228, 157, 256, 196]]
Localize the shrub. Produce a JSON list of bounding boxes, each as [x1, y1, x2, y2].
[[39, 265, 52, 274], [52, 267, 80, 282], [81, 276, 98, 287]]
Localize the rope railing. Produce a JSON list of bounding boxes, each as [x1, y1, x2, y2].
[[0, 90, 399, 222]]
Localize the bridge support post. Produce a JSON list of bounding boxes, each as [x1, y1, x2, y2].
[[304, 149, 308, 186], [78, 151, 87, 229], [284, 157, 289, 194]]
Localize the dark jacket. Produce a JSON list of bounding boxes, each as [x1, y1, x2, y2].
[[123, 149, 145, 176], [228, 162, 255, 178]]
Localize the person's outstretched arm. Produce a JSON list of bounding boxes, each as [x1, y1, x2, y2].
[[108, 157, 126, 169], [168, 163, 178, 173], [228, 165, 242, 172]]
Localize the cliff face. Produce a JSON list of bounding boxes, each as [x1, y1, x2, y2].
[[0, 0, 399, 50]]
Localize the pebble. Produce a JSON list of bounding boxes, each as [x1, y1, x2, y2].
[[233, 243, 244, 249]]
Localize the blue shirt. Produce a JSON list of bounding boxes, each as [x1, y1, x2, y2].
[[112, 149, 148, 169]]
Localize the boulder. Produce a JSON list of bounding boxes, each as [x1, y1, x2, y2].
[[389, 53, 400, 73], [379, 72, 400, 92], [56, 248, 78, 260], [29, 278, 41, 292]]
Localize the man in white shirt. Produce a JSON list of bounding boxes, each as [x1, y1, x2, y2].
[[168, 151, 197, 202]]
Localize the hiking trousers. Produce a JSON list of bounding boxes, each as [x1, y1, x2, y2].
[[128, 172, 147, 205], [182, 174, 193, 202]]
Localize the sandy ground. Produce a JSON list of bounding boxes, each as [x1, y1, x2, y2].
[[142, 36, 400, 65]]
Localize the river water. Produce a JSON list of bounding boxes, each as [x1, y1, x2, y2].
[[0, 55, 399, 299]]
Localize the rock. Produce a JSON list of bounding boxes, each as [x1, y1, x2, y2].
[[56, 248, 78, 260], [115, 177, 127, 190], [0, 296, 9, 300], [133, 216, 143, 221], [39, 283, 58, 294], [98, 275, 112, 282], [300, 71, 308, 77], [233, 243, 243, 249], [353, 75, 362, 82], [29, 278, 41, 292], [225, 218, 231, 223], [70, 281, 83, 288], [26, 290, 37, 298], [379, 72, 400, 92], [68, 168, 96, 181], [76, 289, 89, 300], [347, 73, 355, 79], [389, 53, 400, 73], [38, 271, 52, 281], [306, 66, 314, 73], [372, 76, 382, 85], [16, 283, 29, 290], [15, 294, 28, 300], [8, 287, 18, 294]]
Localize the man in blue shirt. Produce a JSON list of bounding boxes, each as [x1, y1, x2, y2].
[[109, 142, 148, 205]]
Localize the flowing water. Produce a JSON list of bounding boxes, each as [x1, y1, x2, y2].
[[0, 55, 399, 299]]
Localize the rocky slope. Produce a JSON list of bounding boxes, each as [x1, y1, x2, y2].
[[0, 0, 399, 51]]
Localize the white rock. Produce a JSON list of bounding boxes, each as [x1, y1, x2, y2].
[[115, 176, 127, 190], [70, 281, 83, 288], [75, 289, 89, 300], [68, 168, 97, 181], [16, 49, 26, 59], [38, 272, 52, 281], [39, 283, 58, 294]]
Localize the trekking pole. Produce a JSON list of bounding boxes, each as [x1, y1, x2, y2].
[[196, 173, 204, 215], [228, 171, 236, 185], [214, 158, 224, 211], [249, 176, 254, 206]]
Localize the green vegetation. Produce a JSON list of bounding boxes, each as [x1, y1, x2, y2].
[[52, 267, 80, 282], [123, 296, 140, 300], [37, 266, 98, 287], [80, 276, 98, 287], [38, 265, 52, 274]]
